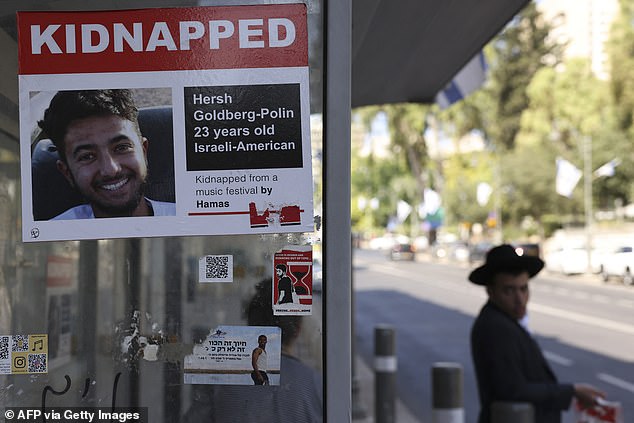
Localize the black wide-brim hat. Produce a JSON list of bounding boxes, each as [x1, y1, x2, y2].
[[468, 244, 544, 285]]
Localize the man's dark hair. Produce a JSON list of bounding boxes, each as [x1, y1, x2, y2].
[[275, 264, 287, 273], [38, 89, 140, 162]]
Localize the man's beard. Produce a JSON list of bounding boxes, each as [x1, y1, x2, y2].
[[95, 181, 147, 217], [72, 173, 148, 217]]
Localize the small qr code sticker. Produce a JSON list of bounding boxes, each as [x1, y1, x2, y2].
[[28, 353, 47, 373], [12, 335, 29, 352], [199, 255, 233, 283], [0, 336, 9, 360]]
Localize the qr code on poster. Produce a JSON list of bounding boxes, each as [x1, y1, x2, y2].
[[199, 255, 233, 283], [28, 353, 47, 373]]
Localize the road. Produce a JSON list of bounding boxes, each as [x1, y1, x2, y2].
[[353, 248, 634, 423]]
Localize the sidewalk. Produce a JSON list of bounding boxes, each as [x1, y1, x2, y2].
[[352, 355, 420, 423]]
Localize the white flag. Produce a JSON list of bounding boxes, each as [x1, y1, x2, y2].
[[396, 200, 412, 223], [594, 158, 621, 178], [556, 157, 582, 198], [477, 182, 493, 206], [423, 188, 442, 215], [435, 52, 487, 109]]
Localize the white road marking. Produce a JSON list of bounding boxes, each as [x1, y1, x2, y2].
[[591, 295, 610, 304], [362, 261, 634, 335], [554, 288, 570, 296], [526, 303, 634, 335], [573, 292, 590, 300], [543, 350, 573, 367], [364, 262, 486, 299], [597, 373, 634, 394], [616, 299, 634, 309]]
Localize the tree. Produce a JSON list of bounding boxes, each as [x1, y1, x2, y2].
[[517, 56, 634, 218], [351, 145, 411, 232], [384, 104, 430, 203], [351, 109, 417, 233], [350, 3, 566, 238], [443, 151, 494, 226], [484, 2, 562, 150], [518, 59, 608, 150], [501, 144, 579, 224], [351, 104, 435, 236], [608, 0, 634, 135]]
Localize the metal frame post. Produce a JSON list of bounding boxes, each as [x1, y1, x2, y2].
[[324, 0, 352, 421]]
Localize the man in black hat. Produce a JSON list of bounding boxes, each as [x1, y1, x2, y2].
[[469, 244, 604, 423]]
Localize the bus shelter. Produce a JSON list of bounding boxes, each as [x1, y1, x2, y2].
[[0, 0, 527, 421]]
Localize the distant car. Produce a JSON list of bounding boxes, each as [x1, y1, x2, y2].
[[452, 242, 470, 262], [468, 242, 494, 265], [431, 241, 469, 262], [368, 236, 396, 250], [389, 243, 416, 261], [413, 236, 429, 252], [369, 234, 409, 250], [545, 247, 599, 275], [598, 245, 634, 285]]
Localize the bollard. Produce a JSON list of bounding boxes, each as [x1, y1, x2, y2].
[[432, 362, 464, 423], [374, 325, 396, 423], [491, 402, 534, 423]]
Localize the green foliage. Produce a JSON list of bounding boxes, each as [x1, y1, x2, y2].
[[438, 90, 491, 139], [519, 59, 609, 150], [484, 2, 562, 150], [518, 54, 633, 214], [500, 144, 580, 223], [592, 125, 634, 208], [350, 104, 432, 234], [384, 104, 430, 200], [351, 109, 417, 232], [443, 151, 493, 225], [608, 0, 634, 135], [350, 2, 634, 240]]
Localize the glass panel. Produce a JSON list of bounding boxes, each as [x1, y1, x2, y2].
[[0, 1, 323, 422]]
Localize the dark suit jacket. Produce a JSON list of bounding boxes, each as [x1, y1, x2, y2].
[[471, 301, 574, 423]]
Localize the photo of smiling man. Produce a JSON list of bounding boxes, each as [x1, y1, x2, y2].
[[37, 89, 175, 220]]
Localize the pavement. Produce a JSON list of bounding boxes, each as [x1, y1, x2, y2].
[[352, 355, 420, 423]]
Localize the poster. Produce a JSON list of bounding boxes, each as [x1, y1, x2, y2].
[[17, 5, 313, 242], [183, 325, 281, 385], [273, 245, 312, 315]]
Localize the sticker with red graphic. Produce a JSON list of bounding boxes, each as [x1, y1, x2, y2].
[[249, 202, 302, 228], [273, 246, 312, 316]]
